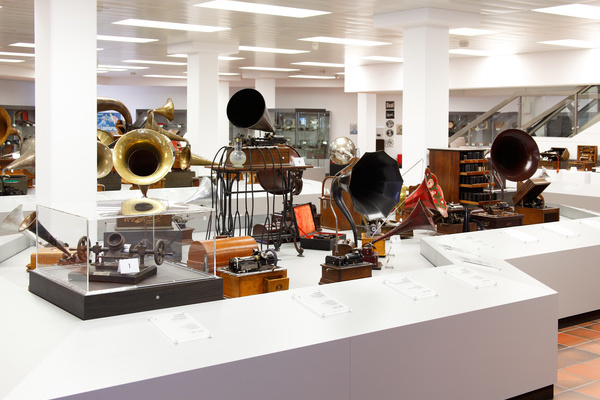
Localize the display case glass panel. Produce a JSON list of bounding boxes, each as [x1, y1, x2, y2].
[[28, 202, 222, 319]]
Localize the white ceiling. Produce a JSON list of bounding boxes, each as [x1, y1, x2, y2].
[[1, 0, 600, 85]]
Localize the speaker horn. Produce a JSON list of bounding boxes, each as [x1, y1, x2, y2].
[[113, 128, 174, 199], [0, 107, 23, 147], [0, 204, 24, 234], [2, 137, 34, 174], [19, 211, 75, 260], [97, 141, 114, 179], [490, 129, 540, 182], [226, 88, 275, 133], [371, 199, 437, 244], [404, 168, 448, 217], [332, 151, 403, 244]]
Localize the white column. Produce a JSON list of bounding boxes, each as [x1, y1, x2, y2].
[[402, 24, 449, 180], [218, 80, 231, 156], [168, 41, 238, 174], [357, 93, 377, 155], [34, 0, 97, 217], [255, 78, 276, 109]]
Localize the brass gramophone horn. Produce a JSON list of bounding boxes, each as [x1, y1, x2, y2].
[[3, 137, 34, 173], [145, 111, 189, 144], [178, 146, 212, 169], [19, 211, 72, 257], [97, 97, 133, 132], [97, 141, 114, 179], [151, 98, 175, 122], [490, 129, 540, 182], [226, 88, 275, 132], [0, 107, 23, 146], [113, 128, 174, 198]]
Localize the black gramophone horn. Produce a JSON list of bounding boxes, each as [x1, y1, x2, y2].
[[226, 88, 275, 133], [332, 151, 403, 244], [490, 129, 540, 182]]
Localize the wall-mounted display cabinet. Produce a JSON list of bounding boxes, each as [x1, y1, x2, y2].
[[270, 108, 331, 167]]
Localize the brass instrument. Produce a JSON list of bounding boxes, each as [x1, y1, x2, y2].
[[0, 107, 23, 147], [97, 141, 113, 179], [97, 129, 115, 145], [97, 97, 133, 132]]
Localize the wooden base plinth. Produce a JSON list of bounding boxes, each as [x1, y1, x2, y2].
[[218, 267, 288, 298], [319, 262, 372, 285], [513, 206, 560, 225]]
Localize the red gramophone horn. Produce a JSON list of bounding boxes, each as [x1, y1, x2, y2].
[[372, 199, 437, 244], [405, 168, 448, 217]]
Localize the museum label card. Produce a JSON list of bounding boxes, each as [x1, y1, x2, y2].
[[445, 267, 497, 289], [118, 257, 139, 274], [543, 224, 579, 238], [501, 229, 539, 243], [292, 289, 351, 317], [384, 276, 437, 300], [148, 311, 211, 344]]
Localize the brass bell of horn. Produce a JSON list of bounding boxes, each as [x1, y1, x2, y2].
[[178, 146, 212, 168], [19, 211, 73, 258], [3, 137, 34, 174], [226, 88, 275, 133], [490, 129, 540, 182], [0, 107, 23, 147], [151, 98, 175, 122], [97, 141, 114, 179], [145, 111, 189, 144], [97, 97, 133, 132], [113, 128, 174, 198]]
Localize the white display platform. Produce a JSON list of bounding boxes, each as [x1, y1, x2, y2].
[[421, 217, 600, 319], [0, 244, 556, 400]]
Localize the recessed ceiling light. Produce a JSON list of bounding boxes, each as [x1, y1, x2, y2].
[[98, 64, 150, 70], [362, 56, 403, 63], [239, 45, 309, 54], [114, 19, 229, 33], [240, 66, 301, 72], [0, 51, 34, 57], [0, 59, 25, 63], [10, 42, 35, 48], [143, 75, 187, 79], [449, 49, 492, 56], [449, 28, 499, 36], [97, 68, 127, 72], [219, 72, 241, 76], [97, 35, 158, 43], [288, 75, 336, 79], [167, 54, 245, 61], [291, 61, 345, 67], [538, 39, 598, 48], [194, 0, 329, 18], [299, 36, 390, 46], [533, 4, 600, 20], [123, 59, 187, 66]]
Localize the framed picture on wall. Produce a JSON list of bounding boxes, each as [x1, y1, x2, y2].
[[349, 123, 358, 135]]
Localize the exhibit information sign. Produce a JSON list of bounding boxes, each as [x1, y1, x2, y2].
[[149, 311, 211, 344], [384, 275, 438, 300], [292, 288, 351, 317]]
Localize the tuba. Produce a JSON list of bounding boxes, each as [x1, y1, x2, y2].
[[490, 129, 540, 182], [113, 128, 174, 198], [331, 151, 403, 245]]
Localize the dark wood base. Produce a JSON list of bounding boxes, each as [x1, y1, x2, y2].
[[29, 263, 222, 320], [559, 309, 600, 329], [217, 267, 288, 298], [319, 262, 372, 285], [513, 206, 560, 225], [470, 212, 524, 229], [68, 264, 157, 284]]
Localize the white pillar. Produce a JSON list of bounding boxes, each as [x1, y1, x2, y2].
[[255, 78, 276, 109], [34, 0, 97, 217], [402, 24, 449, 178], [168, 41, 238, 172], [218, 80, 231, 154], [357, 93, 377, 155]]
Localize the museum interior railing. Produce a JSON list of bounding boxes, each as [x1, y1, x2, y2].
[[449, 84, 600, 146]]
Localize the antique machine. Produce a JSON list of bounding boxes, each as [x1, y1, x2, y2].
[[228, 248, 278, 273]]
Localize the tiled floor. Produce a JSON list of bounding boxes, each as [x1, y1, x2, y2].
[[555, 319, 600, 399]]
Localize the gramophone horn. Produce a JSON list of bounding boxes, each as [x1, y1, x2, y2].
[[371, 199, 436, 244], [0, 204, 24, 233], [490, 129, 540, 182], [112, 128, 174, 197], [145, 110, 189, 144], [178, 146, 212, 169], [97, 141, 114, 179], [18, 211, 71, 257], [332, 151, 403, 244], [0, 107, 23, 146], [97, 97, 133, 132], [97, 129, 115, 145], [226, 88, 275, 133], [151, 98, 175, 122], [2, 137, 34, 173], [405, 168, 448, 217]]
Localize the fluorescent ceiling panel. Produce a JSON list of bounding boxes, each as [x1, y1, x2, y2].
[[538, 39, 598, 48], [98, 64, 149, 70], [168, 54, 244, 61], [449, 48, 492, 56], [291, 61, 345, 67], [299, 36, 390, 46], [97, 35, 158, 43], [239, 45, 308, 54], [0, 51, 34, 57], [123, 59, 187, 66], [449, 28, 499, 36], [362, 56, 403, 62], [10, 43, 35, 48], [288, 75, 336, 79], [194, 0, 329, 18], [240, 66, 300, 71], [219, 72, 240, 76], [114, 19, 229, 32], [533, 4, 600, 20], [144, 75, 187, 79], [0, 59, 25, 63]]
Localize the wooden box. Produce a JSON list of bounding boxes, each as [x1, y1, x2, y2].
[[470, 212, 524, 229], [294, 203, 345, 250], [360, 233, 386, 257], [319, 262, 372, 285], [218, 267, 288, 298], [512, 178, 559, 225], [513, 206, 560, 225], [188, 236, 257, 274], [226, 146, 291, 167]]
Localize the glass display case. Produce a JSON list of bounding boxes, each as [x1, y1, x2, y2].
[[270, 108, 330, 167], [27, 202, 222, 320]]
